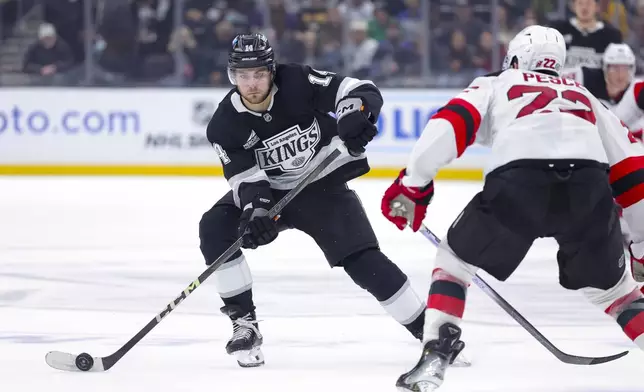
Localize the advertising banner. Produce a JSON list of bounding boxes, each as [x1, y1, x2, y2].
[[0, 88, 488, 179]]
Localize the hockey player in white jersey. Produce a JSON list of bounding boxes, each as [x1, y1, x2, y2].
[[563, 43, 644, 141], [381, 25, 644, 391]]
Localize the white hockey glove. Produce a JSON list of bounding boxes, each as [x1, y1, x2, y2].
[[629, 241, 644, 282]]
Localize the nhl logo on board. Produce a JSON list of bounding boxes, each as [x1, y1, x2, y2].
[[263, 113, 272, 122]]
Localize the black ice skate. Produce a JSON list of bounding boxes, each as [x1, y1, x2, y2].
[[396, 323, 465, 392], [220, 305, 264, 368]]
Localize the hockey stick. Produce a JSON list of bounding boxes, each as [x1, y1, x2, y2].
[[418, 224, 629, 365], [45, 146, 345, 372]]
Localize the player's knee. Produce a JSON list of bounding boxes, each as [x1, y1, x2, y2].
[[199, 208, 240, 265], [434, 239, 478, 284]]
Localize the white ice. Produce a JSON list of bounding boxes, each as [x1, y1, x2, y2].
[[0, 177, 642, 392]]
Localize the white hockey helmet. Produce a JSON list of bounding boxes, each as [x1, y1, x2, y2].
[[503, 25, 566, 75], [603, 43, 635, 77]]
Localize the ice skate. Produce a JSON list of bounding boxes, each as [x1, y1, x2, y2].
[[221, 305, 264, 368], [396, 323, 465, 391]]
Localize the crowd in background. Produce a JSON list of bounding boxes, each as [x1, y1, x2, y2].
[[0, 0, 643, 87]]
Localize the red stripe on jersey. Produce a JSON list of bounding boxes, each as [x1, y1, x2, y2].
[[431, 98, 482, 157], [609, 156, 644, 183], [616, 183, 644, 208], [623, 312, 644, 341], [427, 293, 465, 318], [634, 81, 644, 108]]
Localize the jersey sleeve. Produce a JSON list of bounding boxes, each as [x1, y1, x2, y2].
[[401, 76, 493, 188], [207, 114, 271, 209], [592, 95, 644, 243], [299, 65, 383, 122], [620, 81, 644, 130]]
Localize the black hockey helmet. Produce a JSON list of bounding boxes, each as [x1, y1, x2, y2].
[[227, 33, 276, 85]]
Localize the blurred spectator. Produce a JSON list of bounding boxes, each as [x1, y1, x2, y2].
[[298, 0, 331, 32], [495, 5, 518, 46], [397, 0, 422, 40], [93, 1, 138, 85], [368, 6, 390, 41], [317, 7, 345, 70], [599, 0, 629, 39], [627, 0, 644, 72], [550, 0, 622, 68], [373, 21, 420, 81], [343, 19, 379, 79], [446, 29, 474, 74], [9, 0, 644, 88], [338, 0, 375, 23], [472, 31, 506, 72], [43, 0, 86, 64], [22, 23, 74, 84], [266, 0, 299, 44], [451, 0, 488, 45], [207, 19, 237, 85]]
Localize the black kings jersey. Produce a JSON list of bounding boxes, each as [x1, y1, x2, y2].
[[207, 63, 383, 208], [550, 18, 622, 68]]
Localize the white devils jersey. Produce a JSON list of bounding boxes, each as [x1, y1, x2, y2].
[[402, 68, 644, 242], [562, 67, 644, 132]]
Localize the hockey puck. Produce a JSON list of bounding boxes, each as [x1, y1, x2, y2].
[[75, 353, 94, 371]]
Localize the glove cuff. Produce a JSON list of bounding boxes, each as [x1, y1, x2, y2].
[[396, 169, 434, 204], [336, 96, 366, 121]]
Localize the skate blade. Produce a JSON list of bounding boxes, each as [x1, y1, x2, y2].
[[397, 380, 440, 392], [451, 351, 472, 367], [232, 347, 264, 368]]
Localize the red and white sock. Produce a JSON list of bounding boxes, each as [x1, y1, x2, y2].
[[424, 268, 468, 342], [606, 288, 644, 350]]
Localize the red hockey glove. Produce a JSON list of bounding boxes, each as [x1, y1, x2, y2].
[[381, 169, 434, 232], [629, 241, 644, 282]]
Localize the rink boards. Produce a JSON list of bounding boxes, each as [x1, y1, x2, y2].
[[0, 88, 488, 180]]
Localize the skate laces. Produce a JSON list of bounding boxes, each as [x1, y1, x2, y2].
[[231, 314, 260, 341]]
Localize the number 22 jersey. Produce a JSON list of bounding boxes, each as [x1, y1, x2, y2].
[[402, 68, 644, 245]]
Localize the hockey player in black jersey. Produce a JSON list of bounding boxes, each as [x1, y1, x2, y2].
[[563, 43, 644, 141], [549, 0, 622, 69], [198, 33, 427, 367]]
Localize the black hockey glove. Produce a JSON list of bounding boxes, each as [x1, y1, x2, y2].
[[238, 196, 278, 249], [336, 96, 377, 155]]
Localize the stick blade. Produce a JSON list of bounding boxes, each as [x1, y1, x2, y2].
[[559, 350, 629, 365], [45, 351, 105, 372]]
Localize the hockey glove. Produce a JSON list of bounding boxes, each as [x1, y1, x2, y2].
[[629, 241, 644, 282], [381, 169, 434, 232], [336, 96, 377, 155], [238, 196, 278, 249]]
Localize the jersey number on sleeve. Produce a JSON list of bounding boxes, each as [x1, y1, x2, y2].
[[507, 85, 596, 124]]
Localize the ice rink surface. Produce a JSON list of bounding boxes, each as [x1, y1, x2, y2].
[[0, 177, 642, 392]]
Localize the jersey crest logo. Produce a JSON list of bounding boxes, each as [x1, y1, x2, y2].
[[263, 113, 272, 122], [243, 130, 260, 150], [255, 119, 321, 171]]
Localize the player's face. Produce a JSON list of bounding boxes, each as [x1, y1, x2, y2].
[[605, 64, 633, 91], [234, 67, 272, 104], [574, 0, 597, 22]]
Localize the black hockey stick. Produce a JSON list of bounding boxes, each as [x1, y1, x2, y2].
[[45, 147, 345, 372], [418, 224, 628, 365]]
